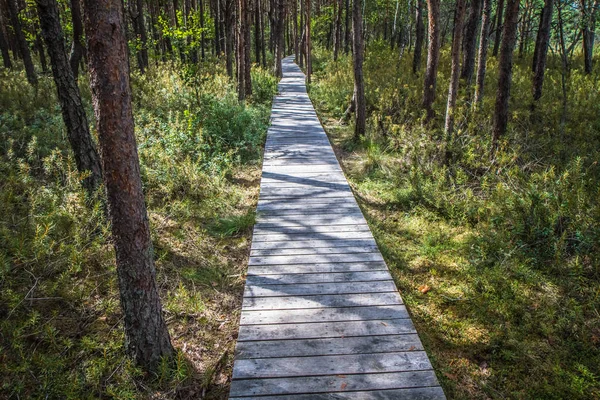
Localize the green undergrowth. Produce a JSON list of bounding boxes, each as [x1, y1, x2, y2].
[[0, 58, 276, 399], [310, 44, 600, 399]]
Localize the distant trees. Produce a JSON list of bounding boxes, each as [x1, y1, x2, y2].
[[413, 0, 425, 74], [6, 0, 37, 85], [444, 0, 466, 136], [82, 0, 174, 370]]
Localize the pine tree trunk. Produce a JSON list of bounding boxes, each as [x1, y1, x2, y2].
[[200, 0, 206, 59], [444, 0, 466, 136], [460, 0, 482, 84], [36, 0, 102, 195], [422, 0, 440, 122], [69, 0, 85, 78], [333, 0, 342, 60], [35, 25, 48, 72], [274, 0, 284, 77], [0, 22, 11, 68], [352, 0, 365, 140], [237, 0, 247, 99], [413, 0, 425, 73], [492, 0, 505, 57], [82, 0, 175, 371], [294, 0, 299, 62], [532, 0, 553, 101], [7, 0, 37, 85], [244, 0, 252, 95], [255, 0, 261, 64], [492, 0, 520, 152], [260, 0, 266, 66], [344, 0, 350, 54], [305, 0, 311, 82], [474, 0, 492, 107], [581, 0, 599, 74]]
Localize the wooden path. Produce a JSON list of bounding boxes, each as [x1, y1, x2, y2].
[[229, 56, 445, 399]]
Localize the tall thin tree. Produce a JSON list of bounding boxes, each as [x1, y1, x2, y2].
[[532, 0, 553, 102], [352, 0, 365, 140], [7, 0, 36, 85], [461, 0, 482, 84], [492, 0, 521, 152], [492, 0, 505, 56], [444, 0, 467, 136], [474, 0, 492, 107], [82, 0, 175, 371], [69, 0, 84, 78], [413, 0, 425, 73], [422, 0, 441, 122]]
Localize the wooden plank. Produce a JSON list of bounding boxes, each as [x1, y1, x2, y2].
[[237, 318, 415, 341], [248, 252, 384, 266], [229, 370, 437, 397], [251, 238, 377, 250], [230, 386, 446, 400], [251, 231, 375, 242], [244, 280, 396, 297], [252, 224, 372, 235], [241, 292, 402, 310], [239, 305, 409, 325], [245, 270, 391, 285], [250, 245, 378, 256], [231, 351, 432, 379], [246, 262, 389, 275]]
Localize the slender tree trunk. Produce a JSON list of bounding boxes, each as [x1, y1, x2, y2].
[[274, 0, 284, 77], [352, 0, 365, 140], [200, 0, 206, 59], [444, 0, 466, 136], [305, 0, 311, 82], [333, 0, 342, 60], [294, 0, 299, 62], [493, 0, 505, 57], [83, 0, 175, 371], [225, 0, 234, 76], [492, 0, 520, 152], [461, 0, 482, 84], [413, 0, 425, 73], [299, 0, 305, 67], [255, 0, 261, 64], [7, 0, 37, 85], [36, 0, 102, 195], [35, 23, 48, 72], [237, 0, 247, 99], [581, 0, 599, 74], [344, 0, 350, 54], [474, 0, 492, 107], [422, 0, 440, 122], [69, 0, 84, 77], [244, 0, 252, 94], [260, 0, 266, 66], [0, 22, 11, 68], [532, 0, 553, 101], [215, 0, 221, 54]]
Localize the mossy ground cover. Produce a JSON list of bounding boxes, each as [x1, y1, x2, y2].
[[309, 45, 600, 399], [0, 59, 277, 399]]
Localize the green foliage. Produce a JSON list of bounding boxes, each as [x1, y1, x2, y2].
[[0, 60, 275, 398], [311, 44, 600, 399]]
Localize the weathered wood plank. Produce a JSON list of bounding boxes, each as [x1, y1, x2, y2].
[[251, 231, 375, 242], [245, 270, 391, 285], [237, 318, 416, 341], [244, 280, 397, 297], [229, 370, 436, 397], [241, 292, 402, 310], [240, 305, 409, 325], [230, 386, 446, 400], [251, 238, 377, 250], [248, 252, 384, 266], [246, 261, 389, 275], [250, 245, 378, 256], [231, 351, 432, 379]]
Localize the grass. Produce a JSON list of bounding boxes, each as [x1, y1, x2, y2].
[[310, 44, 600, 399], [0, 57, 276, 399]]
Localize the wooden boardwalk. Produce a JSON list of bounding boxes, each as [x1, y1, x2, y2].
[[229, 56, 445, 399]]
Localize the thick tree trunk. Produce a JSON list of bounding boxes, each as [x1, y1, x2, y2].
[[532, 0, 553, 101], [413, 0, 425, 73], [460, 0, 482, 84], [0, 22, 11, 68], [352, 0, 365, 140], [492, 0, 505, 57], [36, 0, 102, 195], [474, 0, 492, 107], [82, 0, 175, 371], [7, 0, 37, 85], [422, 0, 440, 122], [444, 0, 466, 136], [492, 0, 520, 152], [69, 0, 85, 78]]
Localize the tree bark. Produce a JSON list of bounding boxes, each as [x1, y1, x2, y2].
[[474, 0, 492, 107], [36, 0, 103, 196], [444, 0, 466, 136], [0, 21, 11, 68], [352, 0, 365, 140], [344, 0, 350, 54], [413, 0, 425, 73], [274, 0, 284, 77], [532, 0, 553, 101], [305, 0, 311, 82], [255, 0, 261, 64], [492, 0, 505, 57], [581, 0, 599, 74], [492, 0, 520, 152], [244, 0, 252, 94], [7, 0, 37, 85], [461, 0, 482, 84], [422, 0, 440, 122], [333, 0, 342, 60], [237, 0, 247, 98], [69, 0, 85, 78], [83, 0, 175, 371]]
